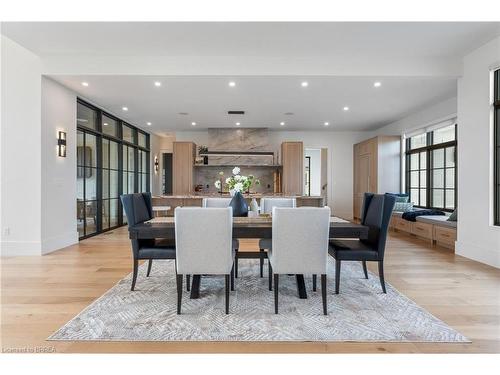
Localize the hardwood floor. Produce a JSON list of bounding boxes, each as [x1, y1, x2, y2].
[[1, 227, 499, 353]]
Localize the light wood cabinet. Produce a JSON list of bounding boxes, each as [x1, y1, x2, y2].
[[281, 141, 304, 195], [353, 136, 400, 219], [172, 142, 196, 195]]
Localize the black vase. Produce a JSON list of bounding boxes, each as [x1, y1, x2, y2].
[[229, 191, 248, 217]]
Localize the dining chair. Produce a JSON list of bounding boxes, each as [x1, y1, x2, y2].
[[175, 207, 235, 314], [121, 192, 177, 291], [329, 193, 396, 294], [202, 197, 240, 270], [268, 206, 330, 315], [254, 198, 296, 278]]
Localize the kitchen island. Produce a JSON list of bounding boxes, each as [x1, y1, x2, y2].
[[152, 194, 325, 216]]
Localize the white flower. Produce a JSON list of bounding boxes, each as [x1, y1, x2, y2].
[[240, 175, 247, 181], [234, 175, 242, 181], [214, 180, 221, 189], [232, 167, 240, 175], [225, 177, 231, 184], [218, 171, 224, 176], [233, 182, 244, 192]]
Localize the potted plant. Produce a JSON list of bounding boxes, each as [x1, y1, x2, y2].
[[198, 145, 209, 164]]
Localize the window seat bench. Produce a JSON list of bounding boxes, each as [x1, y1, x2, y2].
[[389, 211, 457, 250]]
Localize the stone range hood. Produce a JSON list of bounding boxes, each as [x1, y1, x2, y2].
[[202, 128, 277, 166]]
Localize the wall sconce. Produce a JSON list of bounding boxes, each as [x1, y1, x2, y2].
[[154, 156, 159, 173], [58, 131, 67, 157]]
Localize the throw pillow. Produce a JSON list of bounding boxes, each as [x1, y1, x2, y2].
[[447, 208, 457, 222], [393, 202, 413, 212]]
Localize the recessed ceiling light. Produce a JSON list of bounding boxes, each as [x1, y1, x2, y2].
[[343, 106, 349, 111], [374, 82, 382, 87], [228, 81, 236, 87], [103, 122, 108, 126], [280, 122, 285, 126], [154, 81, 161, 87], [81, 82, 89, 87], [324, 122, 330, 126], [191, 122, 196, 126], [301, 81, 309, 87], [235, 122, 241, 126], [147, 122, 152, 126], [122, 107, 128, 111]]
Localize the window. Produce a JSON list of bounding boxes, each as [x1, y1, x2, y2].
[[406, 124, 457, 211], [494, 69, 500, 225], [76, 99, 150, 239]]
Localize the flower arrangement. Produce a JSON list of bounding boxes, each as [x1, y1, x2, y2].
[[214, 167, 260, 195]]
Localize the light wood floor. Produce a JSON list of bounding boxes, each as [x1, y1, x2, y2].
[[1, 227, 499, 353]]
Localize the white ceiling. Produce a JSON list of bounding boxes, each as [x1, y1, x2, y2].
[[4, 22, 496, 132], [2, 22, 500, 58], [52, 75, 457, 132]]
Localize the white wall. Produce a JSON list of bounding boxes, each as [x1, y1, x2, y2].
[[41, 77, 78, 254], [1, 36, 42, 256], [305, 148, 321, 196], [371, 96, 457, 137], [456, 36, 500, 268], [176, 130, 367, 219], [149, 132, 175, 196]]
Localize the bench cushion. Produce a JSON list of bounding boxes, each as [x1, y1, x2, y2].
[[416, 215, 457, 228]]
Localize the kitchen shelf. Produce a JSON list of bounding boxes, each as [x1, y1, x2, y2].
[[194, 164, 282, 168]]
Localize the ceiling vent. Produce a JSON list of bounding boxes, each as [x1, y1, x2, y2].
[[228, 110, 245, 115]]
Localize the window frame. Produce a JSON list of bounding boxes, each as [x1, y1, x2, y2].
[[76, 98, 150, 240], [405, 124, 457, 212], [494, 69, 500, 226]]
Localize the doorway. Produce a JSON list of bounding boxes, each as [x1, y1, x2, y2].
[[304, 148, 328, 203]]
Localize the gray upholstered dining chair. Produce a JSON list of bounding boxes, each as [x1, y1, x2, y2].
[[268, 206, 330, 315], [329, 193, 396, 294], [174, 207, 235, 314], [121, 192, 177, 291], [255, 197, 296, 278]]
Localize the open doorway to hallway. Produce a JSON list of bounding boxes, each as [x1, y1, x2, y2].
[[304, 148, 328, 203]]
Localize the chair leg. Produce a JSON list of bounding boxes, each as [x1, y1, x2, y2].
[[378, 260, 387, 294], [268, 262, 273, 291], [321, 274, 327, 315], [234, 249, 239, 278], [362, 261, 368, 279], [131, 259, 139, 291], [186, 275, 191, 292], [176, 274, 183, 314], [274, 274, 279, 314], [225, 274, 230, 314], [335, 260, 341, 294], [312, 274, 317, 291], [146, 259, 153, 277], [230, 264, 235, 291], [259, 248, 264, 277]]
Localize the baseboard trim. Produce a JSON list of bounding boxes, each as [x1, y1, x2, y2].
[[41, 231, 79, 255], [455, 239, 500, 269], [1, 241, 42, 257]]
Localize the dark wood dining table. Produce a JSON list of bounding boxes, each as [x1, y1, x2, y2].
[[129, 216, 368, 300]]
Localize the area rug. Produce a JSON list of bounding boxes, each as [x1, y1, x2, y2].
[[48, 259, 468, 342]]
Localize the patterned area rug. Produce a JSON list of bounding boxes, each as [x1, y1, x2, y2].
[[48, 259, 468, 342]]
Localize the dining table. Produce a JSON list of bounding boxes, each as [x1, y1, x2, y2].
[[128, 215, 369, 300]]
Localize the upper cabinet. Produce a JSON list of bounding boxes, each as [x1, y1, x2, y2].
[[173, 141, 196, 195], [281, 141, 304, 195], [353, 136, 401, 220]]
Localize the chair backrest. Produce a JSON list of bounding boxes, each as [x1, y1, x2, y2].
[[120, 192, 153, 228], [202, 197, 232, 208], [260, 197, 296, 213], [271, 207, 330, 274], [175, 207, 233, 275], [360, 193, 396, 257]]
